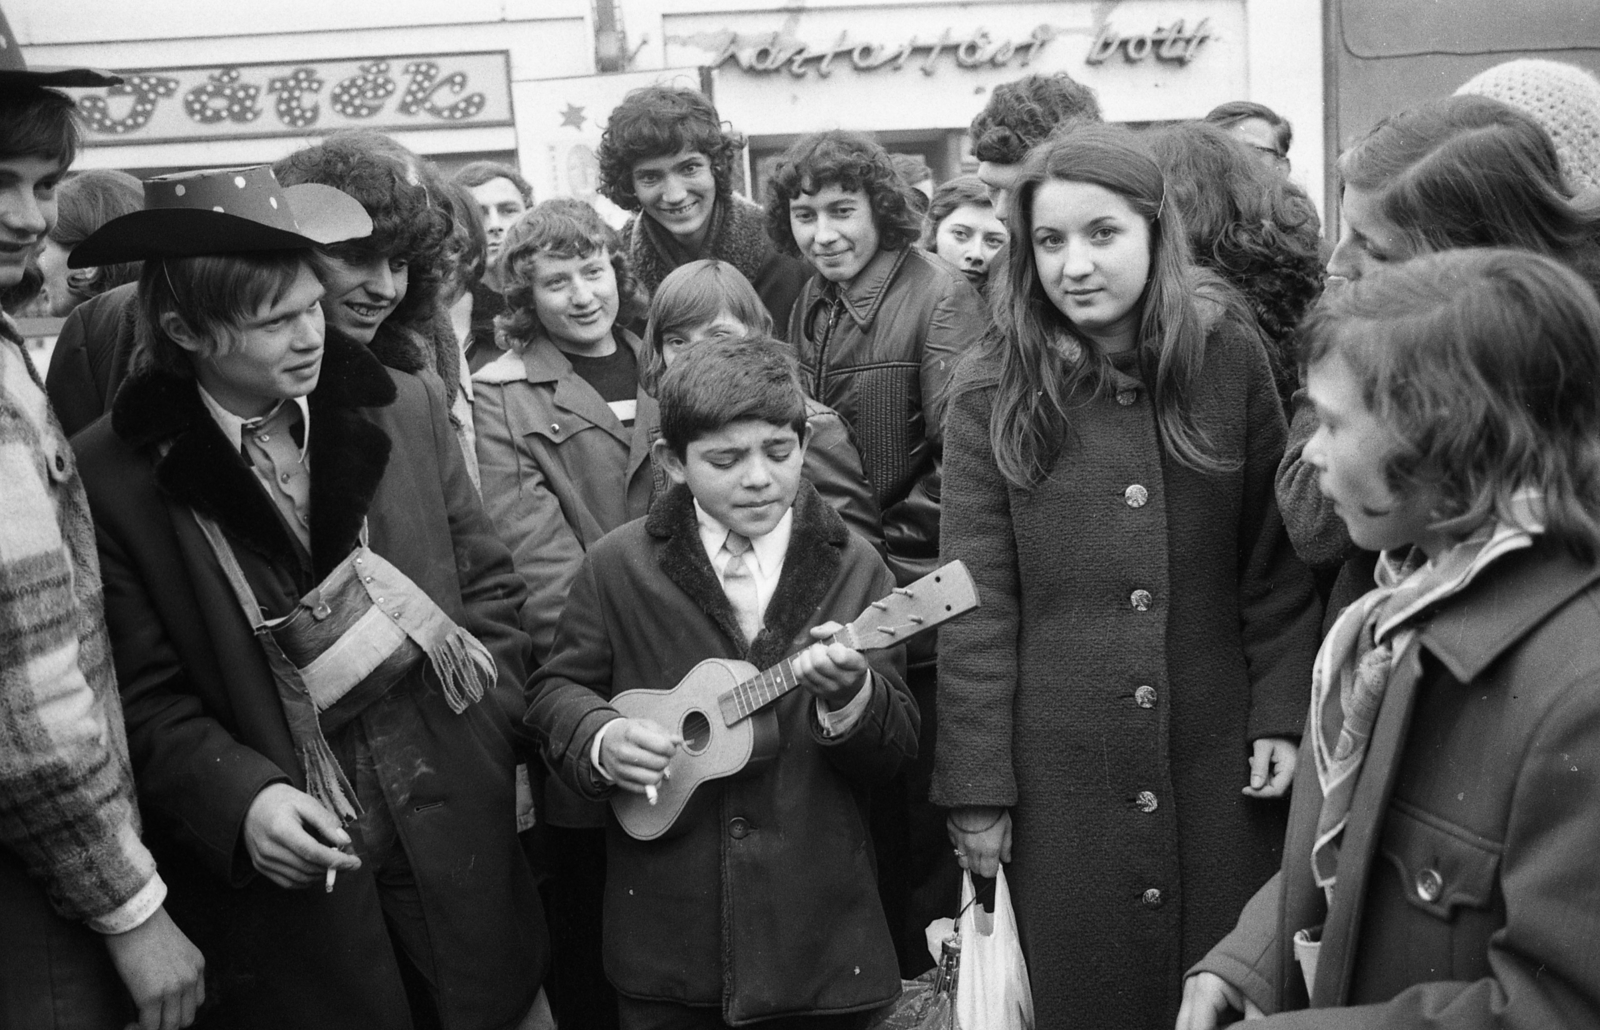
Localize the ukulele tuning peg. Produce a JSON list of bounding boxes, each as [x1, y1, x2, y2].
[[870, 600, 890, 611], [907, 615, 925, 625], [893, 587, 914, 597], [875, 625, 899, 636]]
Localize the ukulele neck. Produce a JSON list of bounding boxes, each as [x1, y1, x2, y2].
[[716, 629, 851, 727]]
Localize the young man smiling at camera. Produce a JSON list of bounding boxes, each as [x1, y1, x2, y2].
[[598, 84, 809, 331], [765, 128, 987, 978]]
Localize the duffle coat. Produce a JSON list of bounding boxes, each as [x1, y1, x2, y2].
[[72, 331, 547, 1030], [1194, 540, 1600, 1028], [525, 481, 917, 1025], [932, 320, 1321, 1030]]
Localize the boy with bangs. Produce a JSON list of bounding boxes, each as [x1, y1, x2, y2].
[[472, 196, 654, 1029], [69, 166, 550, 1030], [599, 84, 810, 331], [526, 335, 916, 1029], [766, 128, 985, 974], [0, 45, 206, 1030], [1181, 249, 1600, 1029]]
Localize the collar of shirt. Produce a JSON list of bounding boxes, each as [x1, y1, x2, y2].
[[694, 499, 792, 581], [196, 385, 312, 464]]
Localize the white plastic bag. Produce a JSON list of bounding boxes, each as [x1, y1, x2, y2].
[[954, 868, 1034, 1030]]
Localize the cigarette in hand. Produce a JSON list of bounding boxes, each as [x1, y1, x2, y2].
[[325, 864, 337, 893], [645, 783, 659, 806]]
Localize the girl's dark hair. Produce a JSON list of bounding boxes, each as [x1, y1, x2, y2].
[[273, 130, 451, 328], [1303, 248, 1600, 561], [1145, 121, 1324, 404], [0, 86, 78, 166], [134, 251, 312, 378], [921, 175, 995, 251], [656, 333, 808, 457], [641, 259, 772, 393], [50, 169, 145, 301], [764, 130, 924, 256], [440, 178, 488, 295], [494, 198, 646, 351], [1340, 95, 1600, 292], [980, 123, 1234, 488], [597, 85, 742, 211]]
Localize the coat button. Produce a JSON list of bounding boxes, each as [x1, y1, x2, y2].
[[1116, 389, 1137, 406], [1134, 685, 1157, 708], [1136, 790, 1159, 813], [1142, 888, 1163, 907], [1130, 589, 1153, 612], [550, 423, 561, 434], [1415, 868, 1443, 903], [1124, 484, 1148, 508], [728, 817, 750, 840]]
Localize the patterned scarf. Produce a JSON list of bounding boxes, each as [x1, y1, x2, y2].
[[1309, 495, 1543, 897]]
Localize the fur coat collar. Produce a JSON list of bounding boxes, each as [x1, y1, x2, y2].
[[646, 478, 847, 670], [110, 328, 397, 581]]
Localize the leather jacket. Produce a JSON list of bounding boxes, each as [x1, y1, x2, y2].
[[786, 246, 987, 587]]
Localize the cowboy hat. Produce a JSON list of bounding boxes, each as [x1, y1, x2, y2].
[[0, 7, 120, 87], [69, 164, 374, 268]]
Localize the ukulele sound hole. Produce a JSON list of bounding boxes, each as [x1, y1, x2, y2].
[[681, 710, 712, 755]]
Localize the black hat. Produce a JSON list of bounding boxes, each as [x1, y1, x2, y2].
[[0, 7, 121, 87], [70, 165, 374, 268]]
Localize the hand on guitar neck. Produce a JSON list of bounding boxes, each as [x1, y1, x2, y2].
[[599, 622, 869, 795]]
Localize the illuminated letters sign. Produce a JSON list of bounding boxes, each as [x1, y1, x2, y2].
[[710, 25, 1056, 77], [1085, 19, 1213, 66], [72, 52, 513, 145]]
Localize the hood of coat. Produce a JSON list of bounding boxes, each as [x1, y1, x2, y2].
[[647, 478, 847, 670], [110, 327, 398, 579]]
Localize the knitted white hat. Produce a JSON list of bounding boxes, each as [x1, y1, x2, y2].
[[1456, 59, 1600, 195]]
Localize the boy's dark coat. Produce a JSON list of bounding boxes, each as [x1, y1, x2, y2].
[[526, 481, 917, 1024], [72, 331, 546, 1030], [1194, 541, 1600, 1027]]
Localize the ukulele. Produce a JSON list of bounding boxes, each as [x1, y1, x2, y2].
[[610, 561, 978, 841]]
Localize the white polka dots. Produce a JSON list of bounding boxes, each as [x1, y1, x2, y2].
[[269, 196, 278, 209], [173, 184, 186, 196], [212, 205, 225, 213], [234, 176, 247, 188]]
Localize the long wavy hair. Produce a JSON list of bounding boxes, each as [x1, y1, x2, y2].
[[764, 130, 924, 257], [1340, 95, 1600, 291], [494, 198, 647, 352], [1146, 121, 1324, 405], [1303, 248, 1600, 560], [982, 123, 1234, 488]]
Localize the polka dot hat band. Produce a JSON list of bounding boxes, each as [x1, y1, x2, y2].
[[69, 165, 374, 268], [0, 5, 121, 86]]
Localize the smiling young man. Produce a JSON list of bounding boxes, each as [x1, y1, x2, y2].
[[599, 84, 810, 331], [469, 197, 654, 1030], [68, 165, 551, 1030], [0, 54, 208, 1030], [765, 128, 987, 977]]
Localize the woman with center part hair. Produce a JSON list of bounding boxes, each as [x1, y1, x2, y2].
[[934, 124, 1320, 1030]]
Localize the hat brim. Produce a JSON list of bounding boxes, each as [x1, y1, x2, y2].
[[69, 183, 374, 268], [0, 66, 122, 87]]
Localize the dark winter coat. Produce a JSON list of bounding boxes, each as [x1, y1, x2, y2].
[[72, 331, 546, 1030], [45, 281, 136, 439], [932, 322, 1322, 1030], [526, 481, 917, 1024], [625, 194, 811, 332], [1193, 540, 1600, 1029], [787, 245, 986, 589]]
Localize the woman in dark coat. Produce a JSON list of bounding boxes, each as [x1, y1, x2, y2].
[[933, 125, 1320, 1030], [70, 169, 547, 1030]]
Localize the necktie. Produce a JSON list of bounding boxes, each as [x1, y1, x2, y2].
[[241, 402, 312, 552], [721, 532, 761, 645]]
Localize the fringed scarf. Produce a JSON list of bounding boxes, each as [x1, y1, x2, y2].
[[1309, 494, 1543, 897]]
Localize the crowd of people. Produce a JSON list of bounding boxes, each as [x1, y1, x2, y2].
[[5, 13, 1600, 1030]]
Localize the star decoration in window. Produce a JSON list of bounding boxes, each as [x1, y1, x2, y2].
[[560, 103, 586, 129]]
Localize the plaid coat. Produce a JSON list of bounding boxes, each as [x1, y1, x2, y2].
[[0, 321, 160, 931]]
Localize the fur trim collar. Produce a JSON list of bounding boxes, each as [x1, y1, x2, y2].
[[627, 195, 779, 295], [111, 329, 398, 580], [367, 308, 461, 410], [647, 479, 847, 669]]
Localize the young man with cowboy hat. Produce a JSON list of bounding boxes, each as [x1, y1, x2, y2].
[[0, 15, 208, 1029], [69, 165, 552, 1030]]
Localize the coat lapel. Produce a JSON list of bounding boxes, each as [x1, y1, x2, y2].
[[648, 480, 848, 666], [110, 330, 397, 580], [1311, 638, 1424, 1007]]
